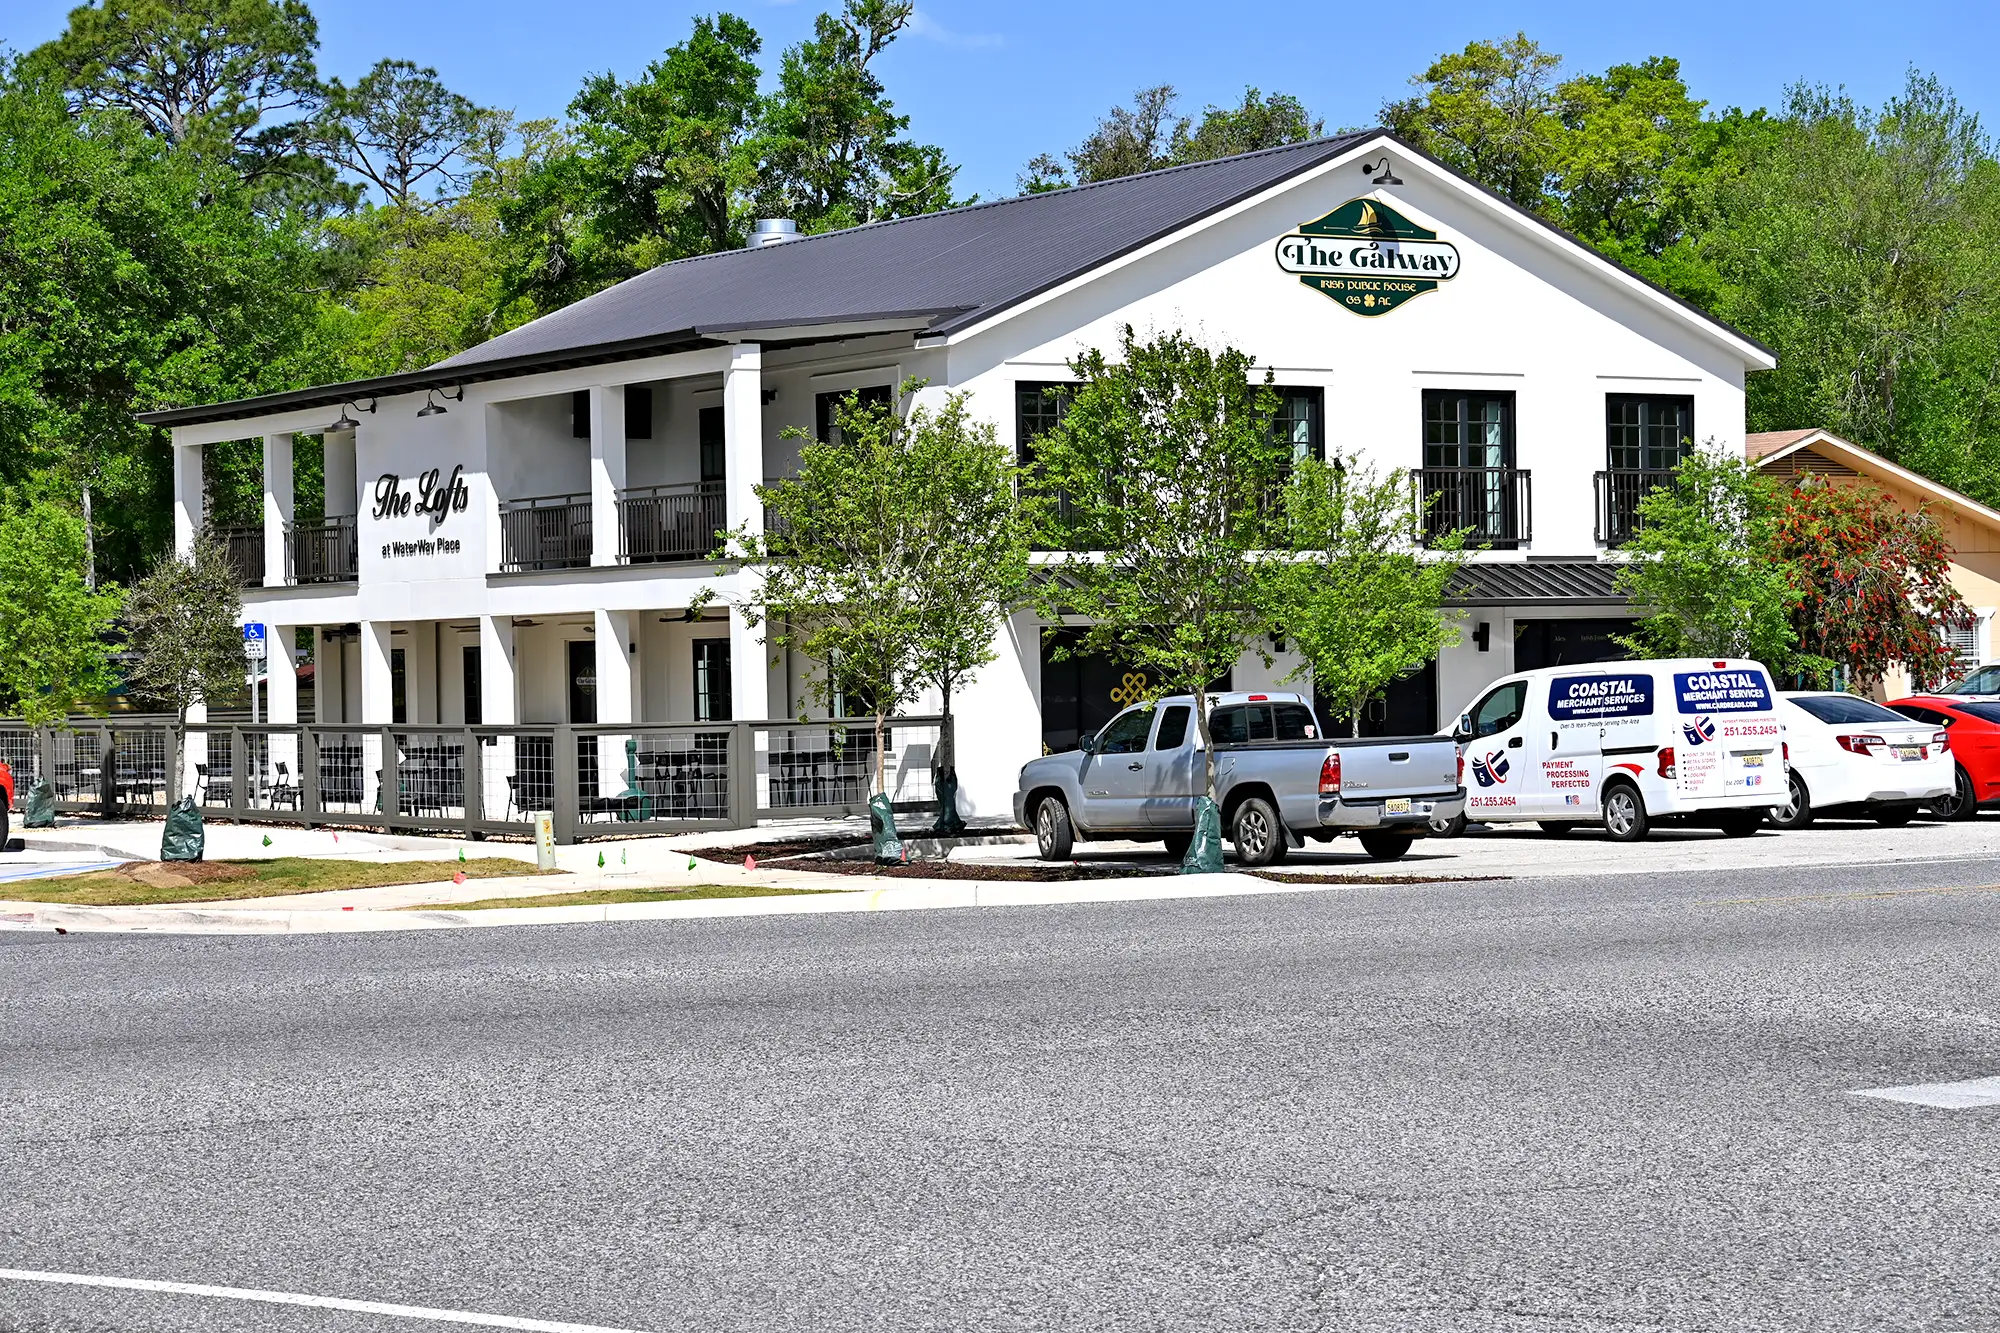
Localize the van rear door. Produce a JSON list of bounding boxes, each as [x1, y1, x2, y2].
[[1670, 666, 1781, 799]]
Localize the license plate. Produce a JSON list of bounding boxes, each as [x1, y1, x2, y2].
[[1894, 745, 1923, 760], [1741, 753, 1764, 768], [1385, 798, 1411, 815]]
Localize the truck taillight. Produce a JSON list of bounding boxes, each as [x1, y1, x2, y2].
[[1836, 733, 1887, 755], [1782, 742, 1789, 766], [1319, 750, 1342, 796], [1457, 747, 1464, 784], [1658, 746, 1676, 779]]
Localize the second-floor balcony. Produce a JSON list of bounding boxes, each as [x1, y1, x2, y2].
[[1594, 468, 1679, 546], [620, 482, 725, 564], [500, 492, 592, 573], [215, 526, 264, 587], [286, 516, 358, 585], [1413, 466, 1532, 549]]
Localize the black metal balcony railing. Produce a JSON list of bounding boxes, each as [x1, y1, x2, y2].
[[285, 517, 358, 585], [1594, 468, 1679, 546], [1412, 467, 1532, 549], [500, 493, 592, 572], [214, 526, 264, 587], [620, 482, 724, 564]]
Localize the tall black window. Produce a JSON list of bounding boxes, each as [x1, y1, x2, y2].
[[814, 385, 893, 444], [625, 384, 653, 440], [390, 647, 407, 724], [462, 645, 482, 725], [1272, 387, 1324, 463], [1015, 381, 1077, 463], [570, 389, 590, 439], [693, 639, 732, 721], [698, 406, 726, 485], [1422, 390, 1514, 469], [1606, 395, 1692, 472]]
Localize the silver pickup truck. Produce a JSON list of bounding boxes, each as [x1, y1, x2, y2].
[[1013, 691, 1466, 864]]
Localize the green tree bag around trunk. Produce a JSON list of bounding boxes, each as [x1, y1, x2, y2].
[[161, 795, 206, 862], [870, 792, 906, 865], [23, 777, 56, 828], [1181, 797, 1225, 874], [930, 771, 966, 837]]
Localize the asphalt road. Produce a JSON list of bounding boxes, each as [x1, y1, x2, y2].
[[4, 854, 2000, 1333]]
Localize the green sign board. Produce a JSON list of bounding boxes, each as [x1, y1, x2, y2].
[[1274, 198, 1462, 316]]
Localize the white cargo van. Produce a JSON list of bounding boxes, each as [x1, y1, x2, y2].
[[1442, 658, 1785, 841]]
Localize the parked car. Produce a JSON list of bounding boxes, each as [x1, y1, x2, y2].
[[1886, 695, 2000, 819], [1440, 658, 1785, 841], [1014, 691, 1465, 865], [1933, 663, 2000, 698], [1767, 692, 1953, 828]]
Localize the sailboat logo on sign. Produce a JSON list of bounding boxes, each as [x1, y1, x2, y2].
[[1273, 197, 1463, 316]]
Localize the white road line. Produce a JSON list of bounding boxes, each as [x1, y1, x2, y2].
[[0, 1269, 651, 1333], [1850, 1075, 2000, 1109]]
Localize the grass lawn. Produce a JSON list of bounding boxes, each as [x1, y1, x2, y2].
[[8, 857, 555, 907], [419, 884, 845, 910]]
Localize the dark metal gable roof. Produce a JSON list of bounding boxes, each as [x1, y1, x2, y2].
[[435, 131, 1381, 372]]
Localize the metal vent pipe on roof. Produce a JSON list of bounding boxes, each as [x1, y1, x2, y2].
[[746, 218, 799, 249]]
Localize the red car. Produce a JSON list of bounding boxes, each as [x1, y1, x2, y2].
[[1886, 696, 2000, 818], [0, 760, 11, 845]]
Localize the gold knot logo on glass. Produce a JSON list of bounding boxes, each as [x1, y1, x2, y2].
[[1273, 198, 1462, 316], [1108, 672, 1149, 706]]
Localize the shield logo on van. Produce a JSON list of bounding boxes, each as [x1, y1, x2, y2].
[[1682, 716, 1716, 746], [1471, 751, 1511, 787]]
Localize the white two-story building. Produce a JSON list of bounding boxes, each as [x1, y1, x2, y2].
[[142, 129, 1773, 823]]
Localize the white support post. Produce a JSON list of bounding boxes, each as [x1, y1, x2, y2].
[[590, 384, 627, 567], [723, 344, 763, 537], [359, 620, 393, 812], [262, 432, 293, 587], [267, 622, 299, 784], [172, 437, 203, 556], [594, 609, 637, 792], [480, 615, 518, 818]]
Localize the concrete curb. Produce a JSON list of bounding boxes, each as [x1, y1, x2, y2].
[[12, 871, 1382, 935]]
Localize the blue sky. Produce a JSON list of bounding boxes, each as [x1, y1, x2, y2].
[[7, 0, 2000, 202]]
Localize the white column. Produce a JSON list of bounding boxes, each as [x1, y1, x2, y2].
[[262, 433, 293, 587], [479, 615, 519, 818], [359, 620, 393, 811], [267, 623, 299, 784], [723, 344, 763, 537], [324, 429, 358, 517], [590, 384, 627, 567], [172, 437, 203, 555], [594, 609, 638, 791]]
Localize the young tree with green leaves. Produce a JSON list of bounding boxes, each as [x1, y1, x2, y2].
[[125, 532, 245, 800], [0, 500, 123, 727], [1613, 449, 1799, 668], [1019, 84, 1321, 191], [1267, 456, 1467, 736], [1026, 325, 1285, 805]]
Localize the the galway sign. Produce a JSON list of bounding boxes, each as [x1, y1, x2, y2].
[[1274, 198, 1461, 316]]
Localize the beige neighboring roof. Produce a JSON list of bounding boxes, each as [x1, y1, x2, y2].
[[1747, 427, 2000, 533]]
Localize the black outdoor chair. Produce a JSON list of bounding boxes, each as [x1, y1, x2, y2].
[[268, 761, 301, 810]]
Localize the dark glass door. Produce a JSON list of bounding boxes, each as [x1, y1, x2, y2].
[[567, 640, 596, 723]]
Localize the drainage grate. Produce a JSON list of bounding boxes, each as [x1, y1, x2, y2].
[[1850, 1075, 2000, 1109]]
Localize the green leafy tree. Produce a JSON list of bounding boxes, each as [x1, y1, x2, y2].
[[125, 532, 245, 799], [1769, 475, 1968, 689], [1172, 87, 1323, 163], [303, 58, 493, 211], [1026, 325, 1285, 803], [1614, 450, 1798, 667], [1020, 84, 1321, 191], [716, 383, 1013, 796], [903, 392, 1031, 810], [1382, 32, 1564, 210], [0, 500, 124, 726], [1267, 456, 1467, 736], [751, 0, 963, 232]]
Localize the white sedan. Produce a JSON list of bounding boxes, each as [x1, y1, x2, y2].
[[1769, 692, 1955, 828]]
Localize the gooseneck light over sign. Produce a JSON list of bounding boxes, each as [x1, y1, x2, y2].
[[1274, 198, 1462, 316]]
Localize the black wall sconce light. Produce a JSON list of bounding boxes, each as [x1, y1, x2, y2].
[[1361, 156, 1403, 186], [1473, 621, 1491, 652], [324, 397, 376, 431], [416, 385, 464, 417]]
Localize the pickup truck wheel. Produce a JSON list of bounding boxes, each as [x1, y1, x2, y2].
[[1429, 812, 1468, 838], [1357, 831, 1413, 861], [1230, 797, 1286, 867], [1033, 798, 1074, 861], [1601, 781, 1649, 842], [1537, 820, 1575, 836], [1162, 832, 1192, 860]]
